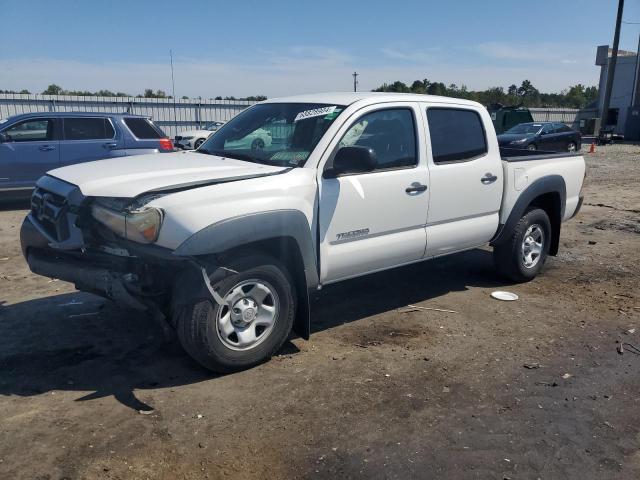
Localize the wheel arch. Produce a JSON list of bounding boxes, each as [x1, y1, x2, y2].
[[173, 210, 317, 339], [491, 175, 566, 256]]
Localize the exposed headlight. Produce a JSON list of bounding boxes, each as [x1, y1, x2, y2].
[[510, 138, 528, 144], [91, 204, 163, 244]]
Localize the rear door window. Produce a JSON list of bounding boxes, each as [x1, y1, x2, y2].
[[3, 118, 54, 142], [124, 118, 163, 139], [64, 117, 115, 140], [426, 108, 487, 163]]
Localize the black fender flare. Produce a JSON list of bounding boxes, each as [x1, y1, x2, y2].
[[173, 209, 317, 339], [491, 175, 566, 255]]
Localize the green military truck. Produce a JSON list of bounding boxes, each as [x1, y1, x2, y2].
[[488, 105, 534, 134]]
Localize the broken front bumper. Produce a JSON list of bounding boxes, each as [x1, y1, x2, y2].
[[21, 212, 190, 314]]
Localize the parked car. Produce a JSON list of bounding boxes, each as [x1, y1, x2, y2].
[[0, 112, 172, 194], [497, 122, 582, 152], [487, 105, 534, 134], [174, 121, 226, 150], [21, 92, 585, 373]]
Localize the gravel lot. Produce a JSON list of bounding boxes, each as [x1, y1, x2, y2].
[[1, 144, 639, 479]]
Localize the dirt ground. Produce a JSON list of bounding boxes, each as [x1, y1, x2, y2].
[[1, 144, 639, 480]]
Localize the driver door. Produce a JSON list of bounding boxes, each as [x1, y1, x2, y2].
[[318, 103, 429, 284]]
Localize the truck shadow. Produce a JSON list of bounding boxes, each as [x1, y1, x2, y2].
[[0, 249, 511, 411], [310, 249, 505, 333]]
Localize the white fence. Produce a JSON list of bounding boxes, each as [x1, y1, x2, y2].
[[0, 94, 257, 138], [1, 93, 600, 136]]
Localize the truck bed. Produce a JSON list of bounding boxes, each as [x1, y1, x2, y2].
[[499, 147, 585, 226]]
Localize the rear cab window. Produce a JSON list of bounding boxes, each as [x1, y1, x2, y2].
[[426, 108, 487, 163], [124, 118, 164, 139], [63, 117, 115, 140]]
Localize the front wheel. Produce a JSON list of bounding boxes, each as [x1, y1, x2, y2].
[[527, 143, 537, 151], [176, 254, 296, 373], [567, 141, 577, 152], [194, 138, 206, 149], [493, 208, 551, 282]]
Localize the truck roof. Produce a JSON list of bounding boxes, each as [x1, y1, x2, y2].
[[263, 91, 484, 109]]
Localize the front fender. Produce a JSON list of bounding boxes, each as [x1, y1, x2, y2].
[[173, 209, 318, 339]]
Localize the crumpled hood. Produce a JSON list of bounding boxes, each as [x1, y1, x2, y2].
[[47, 151, 287, 198]]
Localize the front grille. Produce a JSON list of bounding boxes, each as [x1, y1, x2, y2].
[[31, 188, 70, 242], [174, 136, 182, 141]]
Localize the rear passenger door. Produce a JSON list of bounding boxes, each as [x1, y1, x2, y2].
[[59, 117, 124, 168], [422, 104, 503, 257]]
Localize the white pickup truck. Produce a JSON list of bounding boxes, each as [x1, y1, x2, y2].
[[21, 93, 585, 372]]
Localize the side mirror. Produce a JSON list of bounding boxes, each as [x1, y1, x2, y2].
[[324, 146, 377, 178]]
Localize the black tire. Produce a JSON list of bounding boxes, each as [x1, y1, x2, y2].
[[567, 141, 576, 152], [194, 138, 206, 149], [527, 143, 537, 151], [176, 254, 296, 373], [493, 208, 551, 283], [251, 138, 265, 150]]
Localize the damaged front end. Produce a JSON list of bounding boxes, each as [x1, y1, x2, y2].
[[20, 175, 192, 331]]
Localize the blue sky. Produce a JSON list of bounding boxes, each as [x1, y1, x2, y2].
[[1, 0, 639, 97]]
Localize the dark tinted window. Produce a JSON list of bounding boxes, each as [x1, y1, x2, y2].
[[64, 117, 114, 140], [338, 108, 416, 170], [3, 119, 54, 142], [427, 108, 487, 163], [557, 124, 572, 133], [124, 118, 162, 138], [541, 124, 555, 135]]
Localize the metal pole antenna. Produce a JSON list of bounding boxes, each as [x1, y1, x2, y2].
[[632, 33, 640, 107], [352, 72, 359, 92], [170, 49, 177, 135], [599, 0, 624, 134]]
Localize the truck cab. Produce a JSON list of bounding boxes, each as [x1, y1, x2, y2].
[[20, 93, 585, 373]]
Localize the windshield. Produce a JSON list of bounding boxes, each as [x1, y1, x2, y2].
[[197, 103, 345, 167], [505, 123, 542, 135]]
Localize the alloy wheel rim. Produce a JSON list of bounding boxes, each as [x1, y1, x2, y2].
[[521, 224, 544, 269], [215, 279, 279, 351]]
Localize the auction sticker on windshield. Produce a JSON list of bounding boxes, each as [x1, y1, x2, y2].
[[295, 106, 337, 122]]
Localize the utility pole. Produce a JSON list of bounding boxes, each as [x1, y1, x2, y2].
[[352, 71, 359, 92], [599, 0, 624, 134], [170, 49, 177, 134]]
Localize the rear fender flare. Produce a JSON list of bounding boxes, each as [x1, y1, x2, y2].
[[491, 175, 566, 254]]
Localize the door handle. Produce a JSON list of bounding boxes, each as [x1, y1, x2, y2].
[[39, 145, 55, 151], [481, 173, 498, 184], [103, 142, 117, 149], [405, 183, 428, 194]]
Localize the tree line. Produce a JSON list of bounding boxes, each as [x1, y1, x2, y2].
[[373, 79, 598, 109], [0, 84, 267, 101]]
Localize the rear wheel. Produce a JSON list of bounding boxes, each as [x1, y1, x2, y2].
[[567, 141, 577, 152], [176, 254, 295, 373], [493, 208, 551, 282]]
